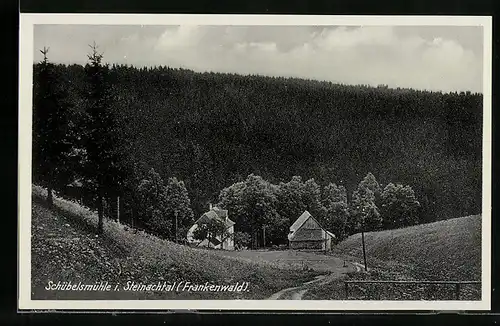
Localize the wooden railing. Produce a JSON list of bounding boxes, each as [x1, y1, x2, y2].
[[344, 280, 481, 300]]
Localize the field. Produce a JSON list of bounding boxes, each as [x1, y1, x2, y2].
[[211, 249, 355, 274], [305, 215, 482, 300], [30, 186, 321, 300]]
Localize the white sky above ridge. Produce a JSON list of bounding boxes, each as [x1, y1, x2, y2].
[[33, 25, 484, 93]]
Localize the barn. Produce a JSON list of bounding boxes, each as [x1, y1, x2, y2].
[[186, 204, 235, 250], [288, 210, 335, 251]]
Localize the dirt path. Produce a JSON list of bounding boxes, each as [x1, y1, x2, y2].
[[267, 262, 358, 300], [352, 262, 365, 272], [267, 275, 328, 300], [211, 249, 360, 300]]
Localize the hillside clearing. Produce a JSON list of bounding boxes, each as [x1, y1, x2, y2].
[[31, 186, 321, 300]]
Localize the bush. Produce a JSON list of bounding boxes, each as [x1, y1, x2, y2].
[[233, 231, 251, 250]]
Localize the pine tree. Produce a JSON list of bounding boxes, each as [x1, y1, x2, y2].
[[33, 47, 74, 207], [83, 42, 126, 234]]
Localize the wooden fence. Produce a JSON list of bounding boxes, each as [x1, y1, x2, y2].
[[344, 280, 481, 300]]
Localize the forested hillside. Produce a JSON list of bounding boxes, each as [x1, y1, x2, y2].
[[32, 62, 483, 236]]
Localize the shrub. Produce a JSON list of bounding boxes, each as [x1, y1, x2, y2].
[[233, 231, 252, 250]]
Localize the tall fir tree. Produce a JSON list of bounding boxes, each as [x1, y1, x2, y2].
[[33, 47, 74, 207], [83, 43, 126, 233]]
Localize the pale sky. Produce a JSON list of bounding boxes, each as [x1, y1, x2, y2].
[[33, 25, 484, 93]]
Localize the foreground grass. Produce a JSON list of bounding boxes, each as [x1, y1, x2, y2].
[[31, 186, 321, 300], [305, 215, 482, 300]]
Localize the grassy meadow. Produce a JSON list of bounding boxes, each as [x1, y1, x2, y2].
[[30, 186, 321, 300]]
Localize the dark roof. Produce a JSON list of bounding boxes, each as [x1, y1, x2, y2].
[[288, 210, 336, 241], [290, 228, 324, 242], [195, 207, 235, 228], [208, 237, 222, 246], [212, 207, 228, 218], [289, 210, 312, 232], [203, 210, 218, 220], [67, 179, 83, 187], [326, 230, 336, 238]]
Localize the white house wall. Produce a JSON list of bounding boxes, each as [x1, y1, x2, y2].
[[186, 223, 235, 250]]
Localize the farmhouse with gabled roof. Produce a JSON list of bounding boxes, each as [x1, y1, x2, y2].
[[288, 210, 335, 251], [186, 204, 235, 250]]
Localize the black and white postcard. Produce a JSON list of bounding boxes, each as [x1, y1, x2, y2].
[[18, 14, 492, 311]]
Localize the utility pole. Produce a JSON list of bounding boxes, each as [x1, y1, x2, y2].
[[263, 225, 266, 248], [117, 196, 120, 223], [359, 205, 368, 272], [362, 207, 369, 271], [361, 228, 368, 271], [324, 230, 327, 254], [175, 211, 178, 243]]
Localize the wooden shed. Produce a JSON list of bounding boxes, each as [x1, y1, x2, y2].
[[287, 210, 335, 251]]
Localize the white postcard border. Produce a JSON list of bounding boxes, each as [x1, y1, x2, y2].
[[18, 13, 493, 311]]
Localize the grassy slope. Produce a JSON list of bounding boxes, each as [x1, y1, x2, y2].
[[305, 215, 482, 300], [31, 186, 321, 300], [337, 215, 481, 280]]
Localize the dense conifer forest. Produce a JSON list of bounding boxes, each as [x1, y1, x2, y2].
[[32, 61, 483, 245]]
